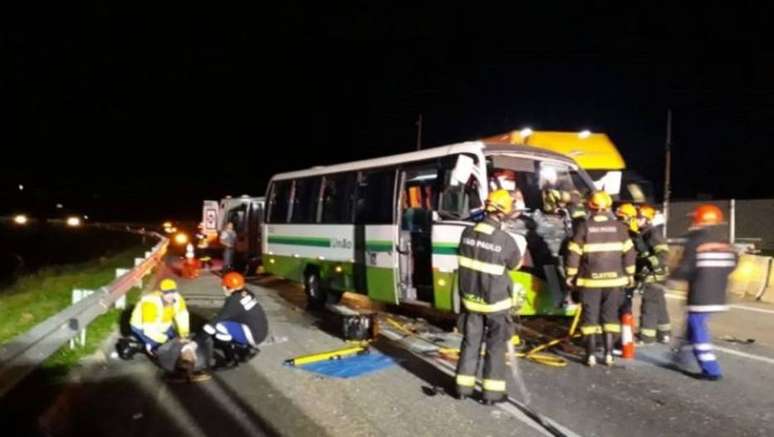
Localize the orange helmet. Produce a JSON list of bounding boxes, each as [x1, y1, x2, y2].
[[639, 204, 656, 221], [692, 204, 724, 227], [615, 203, 637, 219], [485, 189, 514, 214], [587, 191, 612, 211], [222, 272, 246, 290]]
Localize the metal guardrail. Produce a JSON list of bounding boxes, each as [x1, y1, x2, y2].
[[0, 227, 169, 398]]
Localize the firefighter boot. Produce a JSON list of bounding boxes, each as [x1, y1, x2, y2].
[[585, 335, 597, 367], [604, 333, 615, 366]]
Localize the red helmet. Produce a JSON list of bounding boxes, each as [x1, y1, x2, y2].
[[222, 272, 245, 290], [692, 204, 724, 227]]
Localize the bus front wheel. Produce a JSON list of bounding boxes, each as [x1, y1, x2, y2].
[[304, 270, 326, 309]]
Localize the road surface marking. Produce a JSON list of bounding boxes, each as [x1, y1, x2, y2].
[[714, 345, 774, 365], [666, 293, 774, 315]]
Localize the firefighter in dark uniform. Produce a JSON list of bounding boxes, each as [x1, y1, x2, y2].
[[669, 204, 737, 380], [636, 204, 672, 344], [203, 272, 269, 366], [455, 189, 524, 405], [614, 202, 641, 316], [566, 191, 636, 367]]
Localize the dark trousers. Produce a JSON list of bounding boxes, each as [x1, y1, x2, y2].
[[455, 311, 511, 401], [639, 283, 671, 340], [580, 288, 623, 336]]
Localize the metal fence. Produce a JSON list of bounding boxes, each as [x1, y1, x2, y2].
[[666, 199, 774, 251], [0, 226, 168, 397]]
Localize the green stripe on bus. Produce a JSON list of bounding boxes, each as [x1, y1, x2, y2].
[[267, 236, 331, 247], [366, 240, 393, 252], [432, 243, 459, 255]]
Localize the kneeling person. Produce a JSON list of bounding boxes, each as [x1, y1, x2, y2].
[[204, 272, 269, 365]]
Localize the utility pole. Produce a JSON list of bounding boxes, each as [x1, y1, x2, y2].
[[416, 113, 423, 151], [663, 109, 672, 239]]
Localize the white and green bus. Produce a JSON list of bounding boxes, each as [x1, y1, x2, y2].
[[262, 141, 596, 316]]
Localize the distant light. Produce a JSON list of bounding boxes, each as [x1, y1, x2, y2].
[[438, 278, 447, 287], [163, 221, 173, 228], [66, 217, 82, 227], [18, 185, 24, 191], [174, 233, 189, 245], [519, 127, 534, 138], [13, 215, 28, 225], [335, 265, 343, 273], [56, 204, 64, 209], [578, 130, 592, 139], [84, 215, 89, 220]]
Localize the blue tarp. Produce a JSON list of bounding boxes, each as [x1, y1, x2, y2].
[[293, 351, 396, 379]]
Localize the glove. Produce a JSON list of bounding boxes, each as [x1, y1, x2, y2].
[[627, 276, 636, 288], [565, 276, 576, 288], [203, 323, 216, 335], [145, 343, 156, 356]]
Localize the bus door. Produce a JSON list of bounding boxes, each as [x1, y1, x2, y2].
[[354, 169, 400, 305]]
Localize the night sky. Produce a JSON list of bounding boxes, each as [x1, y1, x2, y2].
[[3, 3, 774, 221]]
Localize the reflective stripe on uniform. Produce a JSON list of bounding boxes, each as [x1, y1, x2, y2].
[[581, 325, 603, 335], [640, 328, 657, 337], [658, 324, 672, 332], [456, 374, 476, 387], [654, 244, 670, 253], [623, 239, 634, 252], [593, 215, 609, 222], [625, 265, 636, 275], [698, 353, 717, 362], [482, 379, 506, 392], [566, 267, 578, 276], [462, 296, 513, 313], [568, 242, 583, 255], [697, 260, 736, 267], [583, 242, 625, 253], [694, 343, 713, 351], [577, 277, 629, 287], [603, 323, 621, 333], [458, 256, 505, 275], [647, 255, 660, 266], [474, 223, 495, 235]]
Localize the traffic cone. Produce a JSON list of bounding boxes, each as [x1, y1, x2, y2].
[[621, 312, 636, 359]]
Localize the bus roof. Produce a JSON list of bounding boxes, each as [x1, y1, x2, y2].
[[481, 130, 626, 170], [270, 141, 581, 181]]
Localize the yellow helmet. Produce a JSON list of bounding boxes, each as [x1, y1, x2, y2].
[[485, 189, 514, 214], [160, 278, 178, 292], [587, 191, 612, 211], [615, 203, 637, 219], [639, 204, 656, 221]]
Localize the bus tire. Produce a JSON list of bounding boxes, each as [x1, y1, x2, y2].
[[304, 269, 326, 309]]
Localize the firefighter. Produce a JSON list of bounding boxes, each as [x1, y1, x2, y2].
[[130, 279, 190, 354], [669, 204, 737, 380], [203, 272, 269, 366], [455, 189, 525, 405], [566, 191, 636, 367], [614, 202, 641, 316], [636, 204, 672, 344]]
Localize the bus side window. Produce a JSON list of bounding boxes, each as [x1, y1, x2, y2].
[[320, 173, 356, 224], [355, 169, 396, 224], [290, 177, 322, 224], [267, 180, 292, 223]]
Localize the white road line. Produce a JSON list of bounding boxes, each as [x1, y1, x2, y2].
[[665, 293, 774, 315], [714, 345, 774, 365]]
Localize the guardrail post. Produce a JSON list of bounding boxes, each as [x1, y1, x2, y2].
[[114, 268, 131, 309], [69, 289, 95, 349]]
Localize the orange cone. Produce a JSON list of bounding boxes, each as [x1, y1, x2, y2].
[[621, 312, 636, 359]]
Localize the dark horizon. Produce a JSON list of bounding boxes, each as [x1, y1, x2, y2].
[[3, 3, 773, 221]]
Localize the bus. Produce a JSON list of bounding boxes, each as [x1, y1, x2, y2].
[[200, 195, 265, 273], [481, 130, 655, 203], [262, 141, 597, 316]]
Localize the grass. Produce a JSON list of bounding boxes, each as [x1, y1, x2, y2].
[[0, 247, 147, 345], [41, 287, 144, 379]]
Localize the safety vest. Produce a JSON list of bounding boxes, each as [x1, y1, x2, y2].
[[458, 217, 524, 313], [566, 212, 636, 288], [130, 291, 190, 343]]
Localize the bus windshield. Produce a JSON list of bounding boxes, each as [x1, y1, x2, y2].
[[486, 154, 594, 212]]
